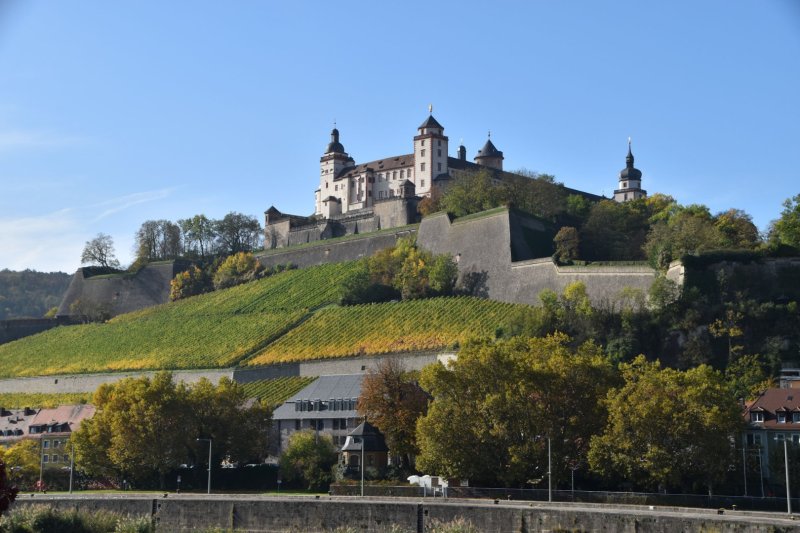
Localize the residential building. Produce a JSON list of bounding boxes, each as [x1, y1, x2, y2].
[[742, 388, 800, 480], [271, 375, 363, 455], [0, 407, 38, 448], [27, 404, 96, 466]]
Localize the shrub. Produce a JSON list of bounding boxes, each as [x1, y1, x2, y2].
[[170, 266, 211, 301], [212, 252, 263, 290]]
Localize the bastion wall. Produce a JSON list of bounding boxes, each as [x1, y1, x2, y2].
[[56, 262, 188, 318]]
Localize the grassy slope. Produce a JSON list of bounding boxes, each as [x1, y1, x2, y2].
[[245, 296, 524, 365], [0, 263, 355, 378], [0, 262, 530, 379]]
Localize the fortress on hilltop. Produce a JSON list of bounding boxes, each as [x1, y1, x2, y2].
[[263, 110, 645, 248], [46, 111, 656, 330]]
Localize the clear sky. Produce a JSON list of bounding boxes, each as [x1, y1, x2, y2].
[[1, 1, 798, 273]]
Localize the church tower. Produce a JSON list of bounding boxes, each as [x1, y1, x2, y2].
[[613, 139, 647, 202], [413, 108, 448, 197], [316, 127, 352, 215], [474, 134, 504, 170]]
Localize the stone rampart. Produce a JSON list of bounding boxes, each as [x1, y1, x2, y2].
[[255, 226, 418, 269], [417, 209, 660, 306], [57, 262, 189, 318], [9, 495, 798, 532], [0, 369, 234, 394], [0, 316, 78, 345]]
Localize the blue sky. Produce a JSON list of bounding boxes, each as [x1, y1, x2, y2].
[[1, 1, 798, 273]]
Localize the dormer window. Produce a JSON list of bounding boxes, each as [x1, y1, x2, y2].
[[793, 413, 800, 423], [778, 412, 787, 423], [751, 411, 764, 423]]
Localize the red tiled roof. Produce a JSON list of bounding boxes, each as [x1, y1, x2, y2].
[[744, 389, 800, 429]]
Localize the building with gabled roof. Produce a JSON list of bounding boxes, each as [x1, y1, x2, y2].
[[742, 388, 800, 481], [27, 404, 95, 467], [0, 407, 38, 448], [271, 375, 363, 455]]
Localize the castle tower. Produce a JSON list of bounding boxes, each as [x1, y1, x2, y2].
[[316, 127, 352, 215], [413, 109, 448, 196], [613, 139, 647, 202], [474, 133, 504, 170]]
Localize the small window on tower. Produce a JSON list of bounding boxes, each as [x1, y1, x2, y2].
[[421, 162, 426, 171], [421, 180, 425, 187], [438, 149, 442, 157], [421, 140, 425, 146], [623, 182, 628, 188], [438, 140, 441, 146], [421, 149, 426, 157], [437, 162, 442, 171]]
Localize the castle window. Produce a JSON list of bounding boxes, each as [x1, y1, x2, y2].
[[437, 162, 442, 171], [623, 182, 628, 188], [335, 185, 338, 191], [438, 149, 442, 157], [421, 162, 426, 171], [421, 180, 425, 187], [421, 149, 426, 157], [421, 139, 425, 146], [438, 140, 441, 146]]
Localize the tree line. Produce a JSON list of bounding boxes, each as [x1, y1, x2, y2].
[[423, 169, 800, 266], [80, 211, 263, 272]]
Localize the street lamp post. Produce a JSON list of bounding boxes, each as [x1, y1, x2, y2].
[[547, 437, 552, 503], [196, 438, 212, 495], [781, 438, 792, 515], [69, 443, 75, 494]]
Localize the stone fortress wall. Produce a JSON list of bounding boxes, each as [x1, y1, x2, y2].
[[55, 207, 671, 327], [416, 209, 675, 306], [56, 261, 189, 319]]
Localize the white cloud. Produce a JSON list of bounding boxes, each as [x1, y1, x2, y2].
[[0, 129, 87, 152], [0, 188, 174, 273], [91, 188, 174, 222], [0, 209, 83, 272]]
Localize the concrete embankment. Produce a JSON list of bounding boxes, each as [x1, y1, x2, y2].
[[9, 494, 800, 532]]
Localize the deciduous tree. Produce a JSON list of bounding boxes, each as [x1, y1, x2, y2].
[[553, 226, 580, 264], [134, 220, 182, 264], [279, 430, 337, 492], [357, 359, 429, 468], [214, 212, 262, 255], [212, 252, 263, 290], [179, 214, 217, 260], [588, 356, 742, 492], [80, 233, 121, 269], [769, 194, 800, 250], [416, 334, 617, 487], [72, 372, 271, 488], [170, 266, 212, 301]]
